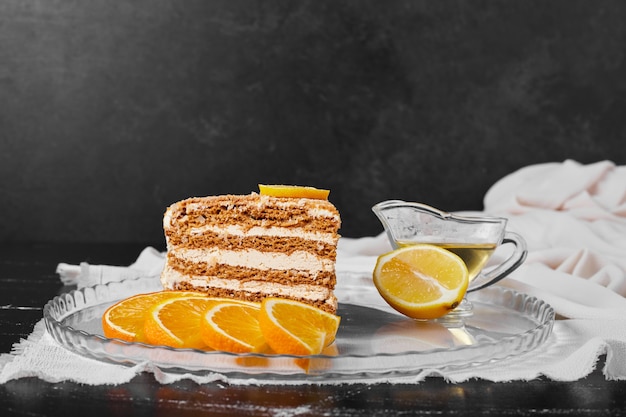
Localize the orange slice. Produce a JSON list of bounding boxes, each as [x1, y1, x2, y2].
[[258, 298, 341, 356], [143, 296, 223, 349], [373, 244, 470, 320], [258, 184, 330, 200], [102, 291, 201, 343], [200, 301, 265, 353]]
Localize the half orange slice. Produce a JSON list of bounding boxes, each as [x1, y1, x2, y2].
[[201, 301, 265, 353], [258, 184, 330, 200], [102, 291, 201, 343], [373, 244, 469, 319], [258, 298, 340, 355]]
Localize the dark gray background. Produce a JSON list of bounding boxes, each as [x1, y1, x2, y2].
[[2, 0, 625, 244]]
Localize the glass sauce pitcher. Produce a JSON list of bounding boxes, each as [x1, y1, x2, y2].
[[372, 200, 527, 318]]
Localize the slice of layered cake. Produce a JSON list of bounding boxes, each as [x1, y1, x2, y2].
[[160, 188, 341, 313]]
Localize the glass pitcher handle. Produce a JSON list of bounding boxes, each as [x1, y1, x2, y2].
[[467, 232, 528, 293]]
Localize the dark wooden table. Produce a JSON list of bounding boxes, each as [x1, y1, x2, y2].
[[2, 242, 626, 416]]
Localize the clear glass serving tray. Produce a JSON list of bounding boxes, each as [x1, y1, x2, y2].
[[43, 276, 554, 382]]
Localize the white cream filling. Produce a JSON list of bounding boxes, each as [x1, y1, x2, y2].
[[163, 207, 173, 229], [161, 267, 332, 302], [169, 248, 334, 273]]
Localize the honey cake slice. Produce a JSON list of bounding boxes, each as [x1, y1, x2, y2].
[[160, 193, 341, 313]]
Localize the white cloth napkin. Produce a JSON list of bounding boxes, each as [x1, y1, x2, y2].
[[56, 247, 166, 288], [2, 159, 626, 385], [483, 159, 626, 320]]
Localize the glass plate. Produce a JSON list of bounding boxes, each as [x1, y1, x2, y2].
[[43, 276, 554, 382]]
